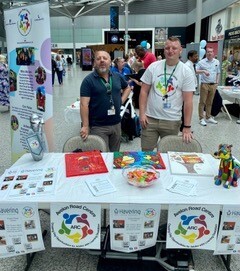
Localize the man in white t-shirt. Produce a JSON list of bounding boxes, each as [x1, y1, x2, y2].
[[139, 36, 195, 151]]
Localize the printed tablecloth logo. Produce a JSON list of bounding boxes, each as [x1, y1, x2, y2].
[[18, 9, 32, 36], [51, 204, 101, 249], [174, 214, 210, 244], [167, 205, 219, 249], [58, 213, 93, 244]]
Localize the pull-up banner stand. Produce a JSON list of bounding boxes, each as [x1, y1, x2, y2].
[[4, 1, 53, 163]]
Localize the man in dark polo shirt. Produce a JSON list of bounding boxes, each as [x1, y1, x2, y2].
[[80, 50, 131, 151]]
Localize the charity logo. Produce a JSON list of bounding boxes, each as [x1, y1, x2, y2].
[[144, 208, 156, 218], [58, 213, 93, 243], [155, 74, 177, 99], [22, 206, 35, 218], [174, 214, 210, 244], [18, 9, 31, 36]]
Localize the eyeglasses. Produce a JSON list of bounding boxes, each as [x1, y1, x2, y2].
[[105, 83, 112, 95]]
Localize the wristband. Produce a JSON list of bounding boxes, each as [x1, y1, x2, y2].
[[183, 125, 191, 128]]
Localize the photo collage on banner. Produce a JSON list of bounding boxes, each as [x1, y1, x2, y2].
[[50, 203, 101, 249], [110, 204, 161, 253], [0, 203, 44, 258], [4, 2, 53, 163], [167, 204, 220, 250]]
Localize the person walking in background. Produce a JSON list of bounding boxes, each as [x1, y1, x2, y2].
[[180, 50, 199, 132], [139, 36, 195, 151], [196, 47, 220, 126], [51, 56, 57, 86], [135, 45, 156, 69], [80, 50, 131, 151], [66, 55, 72, 70], [0, 55, 9, 111], [180, 50, 210, 132], [55, 54, 64, 85], [129, 61, 145, 109]]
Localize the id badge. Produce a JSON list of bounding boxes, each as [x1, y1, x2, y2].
[[163, 102, 171, 109], [108, 108, 116, 115]]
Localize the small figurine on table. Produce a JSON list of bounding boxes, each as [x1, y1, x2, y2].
[[214, 144, 240, 188]]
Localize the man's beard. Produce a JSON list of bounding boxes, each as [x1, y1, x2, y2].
[[97, 67, 108, 73]]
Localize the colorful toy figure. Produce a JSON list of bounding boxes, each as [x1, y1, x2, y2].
[[214, 144, 240, 188]]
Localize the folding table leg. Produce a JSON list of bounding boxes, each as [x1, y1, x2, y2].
[[221, 103, 232, 121], [220, 255, 232, 271], [25, 229, 47, 271]]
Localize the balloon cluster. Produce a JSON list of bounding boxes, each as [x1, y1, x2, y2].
[[140, 40, 151, 50], [199, 40, 207, 60]]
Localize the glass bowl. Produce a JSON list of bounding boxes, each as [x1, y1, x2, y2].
[[122, 165, 160, 188]]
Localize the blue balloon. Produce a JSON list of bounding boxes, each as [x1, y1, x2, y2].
[[200, 40, 207, 49], [140, 40, 147, 48], [199, 48, 206, 60]]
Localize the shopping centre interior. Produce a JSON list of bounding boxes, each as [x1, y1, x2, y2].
[[0, 1, 240, 270]]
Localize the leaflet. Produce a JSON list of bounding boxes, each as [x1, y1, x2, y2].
[[0, 202, 44, 258], [0, 166, 58, 198], [166, 176, 198, 196], [214, 205, 240, 255], [85, 175, 116, 196], [110, 204, 161, 253]]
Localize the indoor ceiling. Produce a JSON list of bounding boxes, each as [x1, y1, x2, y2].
[[0, 0, 197, 18]]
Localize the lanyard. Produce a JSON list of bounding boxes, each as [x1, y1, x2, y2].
[[100, 76, 114, 107], [164, 60, 178, 91], [100, 76, 112, 91]]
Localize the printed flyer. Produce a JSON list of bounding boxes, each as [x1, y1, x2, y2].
[[50, 203, 101, 249], [0, 166, 57, 198], [214, 205, 240, 255], [0, 203, 44, 258], [167, 204, 220, 250], [0, 168, 19, 200], [110, 204, 161, 252]]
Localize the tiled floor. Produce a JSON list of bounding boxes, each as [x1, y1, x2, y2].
[[0, 65, 240, 271]]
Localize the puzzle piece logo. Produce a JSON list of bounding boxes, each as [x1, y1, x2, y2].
[[155, 73, 177, 99], [174, 214, 210, 244], [18, 9, 32, 36], [58, 213, 93, 244]]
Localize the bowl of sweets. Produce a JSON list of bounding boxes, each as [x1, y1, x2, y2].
[[122, 165, 160, 187]]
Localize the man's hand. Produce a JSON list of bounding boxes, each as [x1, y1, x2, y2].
[[140, 114, 149, 129], [204, 70, 210, 76], [80, 126, 89, 140], [182, 127, 193, 143]]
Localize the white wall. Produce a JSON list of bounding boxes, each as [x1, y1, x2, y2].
[[187, 0, 237, 25]]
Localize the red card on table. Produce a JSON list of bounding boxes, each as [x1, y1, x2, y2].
[[65, 151, 108, 177]]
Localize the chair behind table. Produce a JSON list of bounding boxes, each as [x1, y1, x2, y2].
[[62, 135, 108, 153], [157, 135, 202, 153]]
